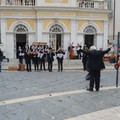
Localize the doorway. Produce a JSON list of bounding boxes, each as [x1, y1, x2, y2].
[[16, 34, 26, 58], [56, 34, 61, 50], [85, 35, 94, 48], [49, 34, 62, 51]]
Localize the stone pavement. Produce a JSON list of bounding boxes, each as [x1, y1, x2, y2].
[[0, 59, 120, 120]]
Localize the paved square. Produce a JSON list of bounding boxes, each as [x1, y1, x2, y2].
[[0, 70, 120, 120]]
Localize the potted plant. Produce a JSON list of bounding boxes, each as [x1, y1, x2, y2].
[[109, 54, 116, 63], [103, 55, 110, 62]]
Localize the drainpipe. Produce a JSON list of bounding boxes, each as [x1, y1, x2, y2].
[[113, 0, 116, 41]]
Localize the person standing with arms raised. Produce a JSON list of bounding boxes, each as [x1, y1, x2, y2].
[[80, 45, 113, 92]]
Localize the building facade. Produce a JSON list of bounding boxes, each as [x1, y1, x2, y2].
[[108, 0, 120, 42], [0, 0, 111, 58]]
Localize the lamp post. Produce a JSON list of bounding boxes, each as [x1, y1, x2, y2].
[[112, 0, 119, 87], [116, 32, 120, 87]]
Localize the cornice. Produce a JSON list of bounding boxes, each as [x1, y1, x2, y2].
[[0, 6, 111, 14]]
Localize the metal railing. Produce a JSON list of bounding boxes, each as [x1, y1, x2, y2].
[[78, 1, 108, 9], [5, 0, 35, 6], [0, 0, 108, 9]]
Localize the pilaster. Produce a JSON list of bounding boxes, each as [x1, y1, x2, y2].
[[36, 0, 43, 6], [36, 19, 43, 42], [1, 19, 6, 51], [71, 19, 77, 45], [1, 0, 6, 5], [70, 0, 76, 7], [103, 20, 108, 49]]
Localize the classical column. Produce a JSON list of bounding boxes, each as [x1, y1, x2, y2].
[[36, 19, 43, 42], [103, 20, 108, 49], [1, 19, 6, 50], [70, 0, 76, 7], [1, 0, 6, 5], [71, 19, 77, 45], [36, 0, 43, 6]]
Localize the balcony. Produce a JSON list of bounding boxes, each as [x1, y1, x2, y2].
[[0, 0, 109, 9], [77, 0, 108, 9], [1, 0, 35, 6]]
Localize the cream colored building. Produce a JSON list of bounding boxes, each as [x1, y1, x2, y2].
[[0, 0, 111, 58]]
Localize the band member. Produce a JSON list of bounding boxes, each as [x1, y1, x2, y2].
[[25, 43, 29, 52], [56, 47, 65, 72], [47, 48, 55, 72], [39, 49, 46, 71], [33, 49, 39, 71], [24, 50, 32, 72], [17, 46, 24, 64]]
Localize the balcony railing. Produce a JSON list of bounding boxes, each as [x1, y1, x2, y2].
[[0, 0, 108, 9], [78, 1, 108, 9], [5, 0, 35, 6]]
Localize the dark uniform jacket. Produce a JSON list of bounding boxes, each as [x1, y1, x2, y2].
[[56, 50, 65, 61], [47, 52, 55, 62], [80, 48, 111, 70]]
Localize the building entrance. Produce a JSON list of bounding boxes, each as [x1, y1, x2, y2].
[[49, 24, 64, 51], [85, 35, 94, 48], [56, 34, 61, 50], [49, 34, 62, 51], [16, 34, 26, 58]]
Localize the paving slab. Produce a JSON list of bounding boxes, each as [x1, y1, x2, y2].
[[0, 68, 120, 120]]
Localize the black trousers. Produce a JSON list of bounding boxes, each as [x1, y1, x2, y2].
[[19, 57, 23, 64], [48, 61, 53, 71], [34, 59, 39, 71], [57, 59, 63, 71], [26, 62, 31, 72], [40, 59, 46, 70], [89, 69, 101, 91]]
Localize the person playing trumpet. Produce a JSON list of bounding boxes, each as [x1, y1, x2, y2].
[[24, 49, 32, 72], [33, 49, 39, 71], [47, 47, 55, 72], [56, 47, 65, 72], [39, 49, 46, 71]]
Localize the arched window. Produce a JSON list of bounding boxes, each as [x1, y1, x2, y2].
[[83, 26, 97, 34], [14, 24, 28, 33], [50, 24, 64, 33]]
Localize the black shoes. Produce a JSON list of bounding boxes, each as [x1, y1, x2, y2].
[[86, 88, 99, 92], [86, 88, 93, 92], [96, 89, 99, 92]]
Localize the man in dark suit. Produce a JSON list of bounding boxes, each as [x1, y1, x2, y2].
[[24, 50, 32, 72], [47, 48, 55, 72], [56, 47, 65, 72], [80, 45, 112, 91]]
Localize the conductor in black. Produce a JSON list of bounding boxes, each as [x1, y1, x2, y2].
[[80, 45, 112, 92]]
